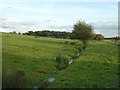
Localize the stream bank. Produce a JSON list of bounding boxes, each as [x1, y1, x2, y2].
[[33, 46, 86, 89]]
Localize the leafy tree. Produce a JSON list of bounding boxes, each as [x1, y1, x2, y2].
[[94, 34, 104, 41], [72, 20, 94, 46], [18, 32, 21, 35], [27, 31, 34, 36], [13, 31, 16, 34]]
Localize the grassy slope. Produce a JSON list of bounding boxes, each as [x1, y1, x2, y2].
[[2, 33, 82, 88], [48, 41, 118, 88]]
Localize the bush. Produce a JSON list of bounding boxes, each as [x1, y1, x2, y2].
[[3, 70, 26, 88], [64, 41, 69, 44], [55, 64, 68, 70], [56, 55, 70, 64], [94, 34, 104, 41], [34, 36, 38, 38], [70, 42, 76, 44]]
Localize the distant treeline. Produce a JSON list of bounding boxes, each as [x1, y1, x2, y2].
[[11, 30, 119, 41], [22, 30, 74, 39], [104, 37, 120, 40]]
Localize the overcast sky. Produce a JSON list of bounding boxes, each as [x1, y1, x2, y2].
[[0, 0, 118, 37]]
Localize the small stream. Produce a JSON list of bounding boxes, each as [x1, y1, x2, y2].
[[34, 78, 55, 90], [33, 48, 84, 89], [69, 48, 83, 64]]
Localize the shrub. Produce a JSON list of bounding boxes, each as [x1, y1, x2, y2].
[[7, 35, 9, 37], [64, 41, 69, 44], [3, 70, 26, 88], [35, 36, 38, 38], [56, 55, 70, 64], [55, 64, 68, 70], [70, 42, 76, 44], [94, 34, 104, 41]]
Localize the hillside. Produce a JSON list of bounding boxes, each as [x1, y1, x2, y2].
[[2, 33, 119, 88], [48, 41, 119, 88], [2, 33, 82, 88]]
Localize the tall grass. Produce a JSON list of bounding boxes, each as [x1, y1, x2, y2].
[[56, 55, 70, 70], [3, 70, 26, 88]]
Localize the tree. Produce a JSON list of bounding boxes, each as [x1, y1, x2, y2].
[[18, 32, 21, 35], [13, 31, 16, 34], [27, 31, 34, 36], [72, 20, 94, 46], [94, 34, 104, 41]]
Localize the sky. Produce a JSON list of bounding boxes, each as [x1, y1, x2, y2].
[[0, 0, 118, 37]]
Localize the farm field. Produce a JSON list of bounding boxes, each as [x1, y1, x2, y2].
[[48, 41, 119, 88], [2, 33, 82, 88], [2, 33, 119, 88]]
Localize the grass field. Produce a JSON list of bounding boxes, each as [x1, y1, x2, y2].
[[47, 41, 119, 88], [2, 33, 82, 88], [2, 33, 119, 88]]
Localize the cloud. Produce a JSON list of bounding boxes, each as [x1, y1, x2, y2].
[[0, 17, 118, 37], [0, 27, 6, 32], [0, 17, 40, 32], [92, 20, 118, 30], [0, 3, 51, 14], [43, 19, 56, 23], [91, 20, 118, 37], [48, 25, 73, 32]]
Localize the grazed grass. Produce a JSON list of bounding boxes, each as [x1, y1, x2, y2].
[[47, 41, 118, 88], [2, 33, 118, 88], [2, 33, 82, 88]]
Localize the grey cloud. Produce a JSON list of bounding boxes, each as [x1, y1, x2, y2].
[[91, 20, 118, 37], [19, 21, 39, 26], [0, 17, 39, 32], [0, 17, 118, 37], [7, 7, 14, 9], [43, 19, 56, 23], [1, 26, 10, 28], [92, 20, 118, 30], [48, 25, 73, 32]]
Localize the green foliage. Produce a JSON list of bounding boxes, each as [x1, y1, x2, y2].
[[3, 70, 26, 88], [70, 42, 77, 44], [18, 32, 21, 35], [55, 63, 68, 70], [72, 20, 94, 46], [94, 34, 104, 41], [34, 36, 38, 38], [23, 30, 72, 39], [56, 54, 70, 64], [56, 55, 71, 70], [13, 31, 16, 34], [64, 41, 69, 44]]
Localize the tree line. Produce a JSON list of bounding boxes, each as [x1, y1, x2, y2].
[[11, 20, 119, 46], [22, 31, 73, 39], [21, 30, 104, 41]]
